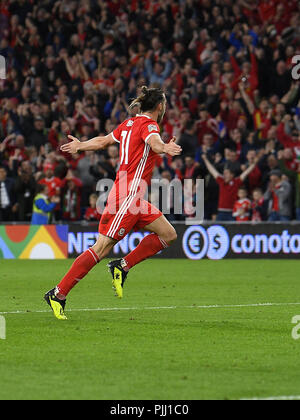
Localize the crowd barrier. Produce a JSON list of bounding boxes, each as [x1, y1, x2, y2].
[[1, 222, 300, 260]]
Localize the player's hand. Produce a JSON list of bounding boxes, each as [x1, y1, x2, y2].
[[60, 135, 81, 154], [164, 137, 182, 156]]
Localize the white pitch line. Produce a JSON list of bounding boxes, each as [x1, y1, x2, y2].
[[1, 301, 300, 315], [241, 396, 300, 401]]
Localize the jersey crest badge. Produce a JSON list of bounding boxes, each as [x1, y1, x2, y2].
[[148, 124, 157, 133], [118, 228, 126, 237]]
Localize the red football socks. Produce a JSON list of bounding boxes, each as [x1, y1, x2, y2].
[[56, 248, 100, 298], [55, 235, 169, 298], [123, 233, 169, 270]]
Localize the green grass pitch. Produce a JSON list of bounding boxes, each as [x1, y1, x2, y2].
[[0, 259, 300, 400]]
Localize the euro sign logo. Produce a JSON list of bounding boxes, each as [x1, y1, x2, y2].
[[0, 55, 6, 79]]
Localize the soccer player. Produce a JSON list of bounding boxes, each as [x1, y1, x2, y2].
[[44, 86, 182, 320]]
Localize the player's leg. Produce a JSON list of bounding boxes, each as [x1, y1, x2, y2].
[[57, 234, 117, 298], [121, 215, 177, 271], [107, 200, 177, 298], [144, 214, 178, 243], [44, 234, 117, 320]]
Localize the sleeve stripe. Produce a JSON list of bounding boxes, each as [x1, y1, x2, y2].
[[144, 132, 160, 144], [112, 132, 120, 143]]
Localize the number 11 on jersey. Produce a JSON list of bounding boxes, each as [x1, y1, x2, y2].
[[120, 130, 132, 165]]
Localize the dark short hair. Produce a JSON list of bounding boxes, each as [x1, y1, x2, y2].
[[269, 169, 282, 177], [129, 86, 165, 113], [224, 167, 235, 175], [185, 120, 195, 131], [253, 187, 263, 194]]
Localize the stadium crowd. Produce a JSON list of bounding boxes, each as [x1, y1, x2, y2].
[[1, 0, 300, 223]]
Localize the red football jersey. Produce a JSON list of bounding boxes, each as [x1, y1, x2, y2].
[[109, 114, 160, 207], [98, 114, 163, 240], [216, 176, 243, 211], [233, 198, 251, 221], [84, 207, 101, 221], [39, 176, 62, 197]]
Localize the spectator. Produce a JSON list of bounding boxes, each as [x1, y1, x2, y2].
[[182, 155, 200, 180], [14, 161, 36, 221], [27, 116, 48, 151], [145, 51, 173, 85], [278, 150, 300, 221], [61, 171, 83, 221], [270, 61, 292, 99], [233, 187, 252, 222], [264, 170, 292, 221], [31, 184, 59, 225], [39, 161, 62, 197], [76, 150, 99, 206], [0, 165, 15, 221], [202, 153, 257, 221], [178, 121, 198, 156], [251, 188, 267, 222], [84, 193, 101, 222], [223, 148, 241, 176], [242, 149, 262, 193]]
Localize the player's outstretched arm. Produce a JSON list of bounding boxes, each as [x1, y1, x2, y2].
[[148, 135, 182, 156], [60, 133, 116, 154]]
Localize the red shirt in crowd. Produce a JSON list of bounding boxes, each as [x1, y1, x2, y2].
[[60, 176, 83, 221], [216, 176, 243, 211], [258, 0, 298, 33], [197, 118, 217, 145], [230, 52, 258, 97], [233, 198, 251, 221], [271, 189, 279, 212], [258, 0, 277, 22], [84, 207, 101, 221], [39, 176, 62, 197], [247, 166, 262, 192], [277, 122, 299, 150]]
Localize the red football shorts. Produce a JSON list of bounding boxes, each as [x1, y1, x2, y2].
[[99, 198, 162, 241]]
